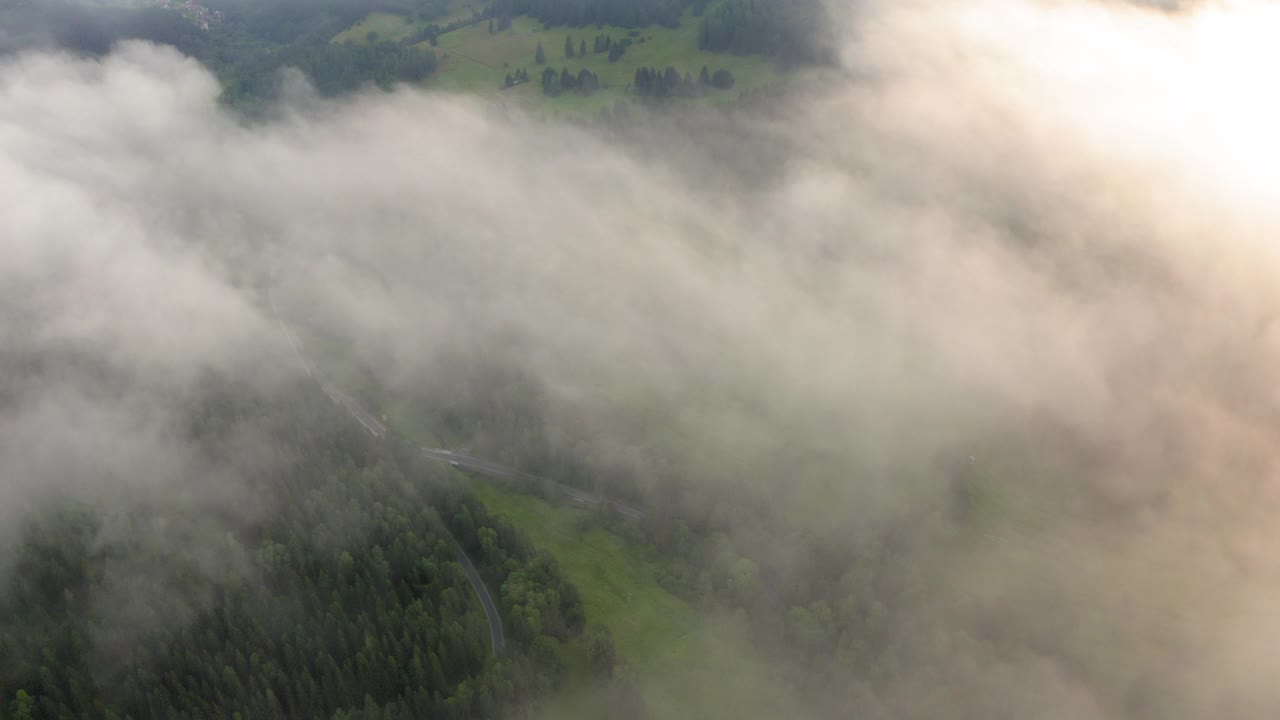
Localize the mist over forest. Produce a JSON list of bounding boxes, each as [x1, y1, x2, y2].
[[5, 1, 1280, 719]]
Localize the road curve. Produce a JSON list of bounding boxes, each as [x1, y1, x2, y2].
[[268, 279, 504, 654], [447, 532, 506, 655]]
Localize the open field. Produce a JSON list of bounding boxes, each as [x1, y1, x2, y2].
[[424, 12, 776, 115], [331, 12, 418, 44], [330, 6, 778, 116], [330, 2, 487, 45], [435, 1, 489, 27], [472, 480, 792, 719]]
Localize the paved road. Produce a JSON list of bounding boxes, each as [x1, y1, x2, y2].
[[447, 533, 506, 655], [269, 275, 650, 658], [269, 282, 390, 439], [271, 277, 645, 518], [269, 279, 505, 653]]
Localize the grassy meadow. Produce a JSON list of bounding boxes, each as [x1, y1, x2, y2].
[[332, 7, 778, 116], [472, 480, 792, 719], [292, 284, 793, 717]]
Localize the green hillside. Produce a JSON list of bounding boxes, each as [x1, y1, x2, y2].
[[332, 11, 419, 44], [332, 7, 778, 116], [472, 481, 793, 719]]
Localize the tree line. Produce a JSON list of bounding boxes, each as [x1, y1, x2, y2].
[[697, 0, 827, 61], [540, 67, 603, 97], [486, 0, 687, 30], [293, 41, 438, 96], [535, 33, 637, 67], [631, 65, 734, 98]]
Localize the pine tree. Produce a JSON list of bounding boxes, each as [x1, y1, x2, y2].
[[580, 39, 587, 57], [564, 35, 574, 58], [541, 67, 558, 95], [535, 43, 546, 64], [577, 68, 595, 95]]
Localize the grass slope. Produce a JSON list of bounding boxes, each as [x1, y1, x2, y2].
[[331, 11, 418, 44], [472, 481, 792, 720], [331, 2, 487, 45], [424, 13, 775, 115], [327, 6, 777, 116]]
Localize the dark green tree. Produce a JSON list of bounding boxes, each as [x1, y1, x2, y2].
[[541, 66, 559, 95], [711, 68, 735, 89], [576, 68, 599, 95], [535, 42, 546, 64], [663, 66, 679, 91]]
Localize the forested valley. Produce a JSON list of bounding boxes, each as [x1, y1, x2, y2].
[[0, 368, 625, 720], [371, 349, 1080, 711]]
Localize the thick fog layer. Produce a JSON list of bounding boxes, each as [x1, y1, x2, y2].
[[5, 0, 1280, 717]]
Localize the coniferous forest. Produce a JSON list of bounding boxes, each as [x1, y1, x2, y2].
[[1, 375, 599, 720]]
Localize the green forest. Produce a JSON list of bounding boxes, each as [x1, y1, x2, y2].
[[0, 375, 621, 720]]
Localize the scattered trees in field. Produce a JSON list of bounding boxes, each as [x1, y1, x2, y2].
[[542, 66, 601, 96], [487, 0, 683, 30], [503, 67, 530, 87]]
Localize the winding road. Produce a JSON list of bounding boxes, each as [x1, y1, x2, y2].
[[447, 530, 506, 656], [268, 278, 647, 657], [269, 282, 506, 653]]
